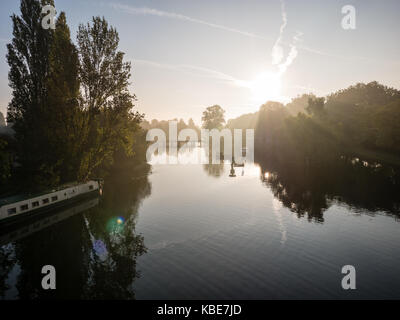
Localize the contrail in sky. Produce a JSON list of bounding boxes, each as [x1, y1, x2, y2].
[[278, 31, 302, 75], [272, 0, 301, 75], [271, 0, 288, 65], [110, 3, 269, 40], [109, 2, 394, 65]]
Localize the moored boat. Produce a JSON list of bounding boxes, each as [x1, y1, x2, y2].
[[0, 180, 102, 225]]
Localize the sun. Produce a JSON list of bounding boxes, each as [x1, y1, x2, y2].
[[242, 72, 282, 104], [248, 72, 282, 104]]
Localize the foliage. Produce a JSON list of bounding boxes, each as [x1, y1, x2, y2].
[[306, 97, 325, 117], [202, 105, 225, 130], [7, 0, 56, 187], [226, 112, 258, 130], [0, 112, 5, 127], [44, 12, 88, 183], [77, 16, 144, 181], [0, 139, 12, 184], [254, 82, 400, 168], [142, 118, 201, 141], [5, 1, 147, 189], [285, 93, 316, 116]]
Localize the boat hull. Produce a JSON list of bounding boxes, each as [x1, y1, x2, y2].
[[0, 189, 100, 229]]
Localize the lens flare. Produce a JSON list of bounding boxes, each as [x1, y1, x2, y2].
[[106, 216, 126, 233]]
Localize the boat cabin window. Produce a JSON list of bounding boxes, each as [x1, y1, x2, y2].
[[32, 201, 40, 208], [51, 196, 58, 202], [20, 204, 29, 211], [8, 208, 17, 215], [42, 198, 49, 204]]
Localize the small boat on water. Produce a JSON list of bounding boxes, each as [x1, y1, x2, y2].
[[0, 180, 102, 225]]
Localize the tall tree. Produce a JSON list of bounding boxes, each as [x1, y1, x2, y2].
[[7, 0, 56, 186], [44, 12, 88, 183], [77, 17, 143, 180]]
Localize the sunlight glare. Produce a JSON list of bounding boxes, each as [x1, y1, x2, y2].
[[250, 72, 282, 103]]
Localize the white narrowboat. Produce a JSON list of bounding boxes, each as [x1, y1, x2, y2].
[[0, 180, 102, 224]]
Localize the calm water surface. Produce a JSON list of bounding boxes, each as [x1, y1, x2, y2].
[[1, 148, 400, 299]]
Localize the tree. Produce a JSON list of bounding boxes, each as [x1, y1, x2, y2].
[[255, 101, 288, 149], [0, 112, 5, 127], [306, 97, 325, 117], [77, 16, 144, 180], [7, 0, 56, 186], [44, 12, 88, 183], [326, 81, 400, 108], [286, 93, 316, 116], [0, 139, 12, 184], [202, 105, 225, 130], [188, 118, 196, 129], [178, 118, 187, 131]]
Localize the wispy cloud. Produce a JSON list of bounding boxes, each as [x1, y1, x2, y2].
[[135, 59, 241, 85], [272, 0, 301, 75], [271, 0, 288, 65], [277, 31, 302, 75], [110, 3, 269, 40]]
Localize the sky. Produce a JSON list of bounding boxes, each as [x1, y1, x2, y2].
[[0, 0, 399, 124]]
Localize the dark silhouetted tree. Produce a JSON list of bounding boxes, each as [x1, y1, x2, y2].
[[7, 0, 56, 186], [77, 16, 144, 180], [44, 12, 89, 183]]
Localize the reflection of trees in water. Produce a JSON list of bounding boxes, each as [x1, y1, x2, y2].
[[257, 155, 400, 223], [0, 245, 15, 298], [13, 213, 89, 299], [82, 171, 151, 299], [0, 168, 151, 300], [202, 149, 226, 178], [203, 163, 225, 178]]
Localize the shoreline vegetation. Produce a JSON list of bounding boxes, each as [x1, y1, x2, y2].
[[0, 0, 149, 194], [1, 0, 400, 203]]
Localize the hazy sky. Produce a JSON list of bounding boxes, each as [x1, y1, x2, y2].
[[0, 0, 399, 124]]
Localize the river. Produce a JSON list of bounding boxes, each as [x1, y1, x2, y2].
[[1, 147, 400, 299]]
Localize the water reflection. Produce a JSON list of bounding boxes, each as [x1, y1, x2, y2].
[[82, 172, 151, 299], [133, 149, 400, 299], [203, 163, 225, 178], [1, 147, 400, 300], [0, 170, 151, 300], [257, 155, 400, 223]]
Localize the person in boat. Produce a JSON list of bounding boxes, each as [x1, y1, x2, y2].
[[229, 162, 236, 178], [229, 156, 237, 177]]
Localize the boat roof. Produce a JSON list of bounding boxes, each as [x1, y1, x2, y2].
[[0, 181, 91, 207]]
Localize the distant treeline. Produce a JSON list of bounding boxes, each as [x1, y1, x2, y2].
[[226, 81, 400, 167], [141, 118, 201, 140], [226, 93, 314, 131], [0, 0, 148, 191]]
